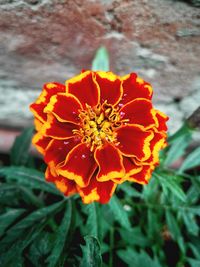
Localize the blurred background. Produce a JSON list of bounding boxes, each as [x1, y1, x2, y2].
[[0, 0, 200, 152]]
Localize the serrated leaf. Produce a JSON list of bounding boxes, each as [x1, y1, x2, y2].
[[165, 133, 192, 166], [119, 182, 141, 197], [0, 166, 61, 195], [179, 146, 200, 173], [154, 173, 186, 202], [0, 184, 21, 206], [181, 211, 199, 236], [117, 248, 161, 267], [10, 127, 34, 166], [80, 236, 102, 267], [0, 200, 65, 249], [91, 47, 109, 71], [0, 222, 45, 267], [0, 209, 25, 236], [119, 227, 149, 247], [108, 195, 131, 229], [47, 199, 72, 267], [29, 231, 55, 267], [82, 203, 98, 238], [165, 210, 185, 253]]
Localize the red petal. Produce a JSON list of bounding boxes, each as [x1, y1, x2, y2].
[[44, 137, 80, 166], [45, 167, 77, 196], [77, 176, 117, 204], [42, 114, 79, 140], [123, 157, 142, 178], [116, 125, 154, 160], [128, 164, 155, 184], [57, 143, 97, 187], [44, 93, 82, 124], [144, 132, 166, 165], [95, 71, 123, 105], [32, 132, 51, 155], [66, 71, 100, 108], [94, 143, 125, 182], [155, 110, 168, 132], [120, 98, 156, 128], [118, 73, 153, 108], [30, 82, 65, 123], [55, 177, 77, 196]]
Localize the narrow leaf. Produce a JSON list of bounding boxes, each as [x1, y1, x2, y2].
[[0, 166, 61, 195], [10, 127, 34, 166], [165, 133, 191, 166], [0, 209, 25, 236], [80, 236, 102, 267], [179, 146, 200, 173], [47, 199, 72, 267], [108, 195, 131, 229]]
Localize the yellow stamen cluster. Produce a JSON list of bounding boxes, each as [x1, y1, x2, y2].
[[73, 102, 127, 151]]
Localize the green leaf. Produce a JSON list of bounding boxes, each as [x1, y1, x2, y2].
[[0, 222, 45, 267], [181, 211, 199, 236], [10, 127, 34, 166], [119, 182, 141, 197], [80, 236, 102, 267], [82, 203, 99, 238], [29, 231, 56, 267], [154, 172, 186, 202], [187, 258, 200, 267], [91, 47, 109, 71], [119, 227, 149, 247], [0, 166, 61, 195], [0, 200, 65, 248], [0, 184, 21, 206], [47, 199, 72, 267], [179, 146, 200, 173], [108, 195, 131, 229], [117, 248, 161, 267], [165, 133, 192, 166], [0, 209, 25, 236], [165, 210, 185, 253]]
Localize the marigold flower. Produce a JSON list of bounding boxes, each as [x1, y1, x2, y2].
[[30, 71, 168, 204]]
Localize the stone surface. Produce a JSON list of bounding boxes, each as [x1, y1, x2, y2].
[[0, 0, 200, 133]]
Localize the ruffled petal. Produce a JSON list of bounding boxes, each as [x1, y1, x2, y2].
[[57, 143, 97, 187], [154, 110, 168, 132], [94, 143, 125, 182], [116, 124, 154, 160], [66, 71, 100, 108], [34, 118, 43, 132], [144, 132, 166, 165], [44, 137, 80, 166], [44, 93, 82, 124], [77, 176, 117, 204], [41, 114, 79, 140], [45, 167, 77, 196], [120, 98, 156, 128], [55, 177, 77, 196], [118, 73, 153, 108], [30, 82, 65, 123], [32, 131, 51, 155], [128, 164, 155, 184], [123, 157, 142, 178], [95, 71, 123, 105]]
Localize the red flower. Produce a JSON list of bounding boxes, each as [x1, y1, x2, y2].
[[30, 71, 168, 204]]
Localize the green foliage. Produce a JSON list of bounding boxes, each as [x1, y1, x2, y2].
[[0, 113, 200, 266]]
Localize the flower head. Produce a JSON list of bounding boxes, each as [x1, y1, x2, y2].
[[30, 71, 168, 204]]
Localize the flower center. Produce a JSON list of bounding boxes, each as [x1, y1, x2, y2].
[[73, 101, 127, 151]]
